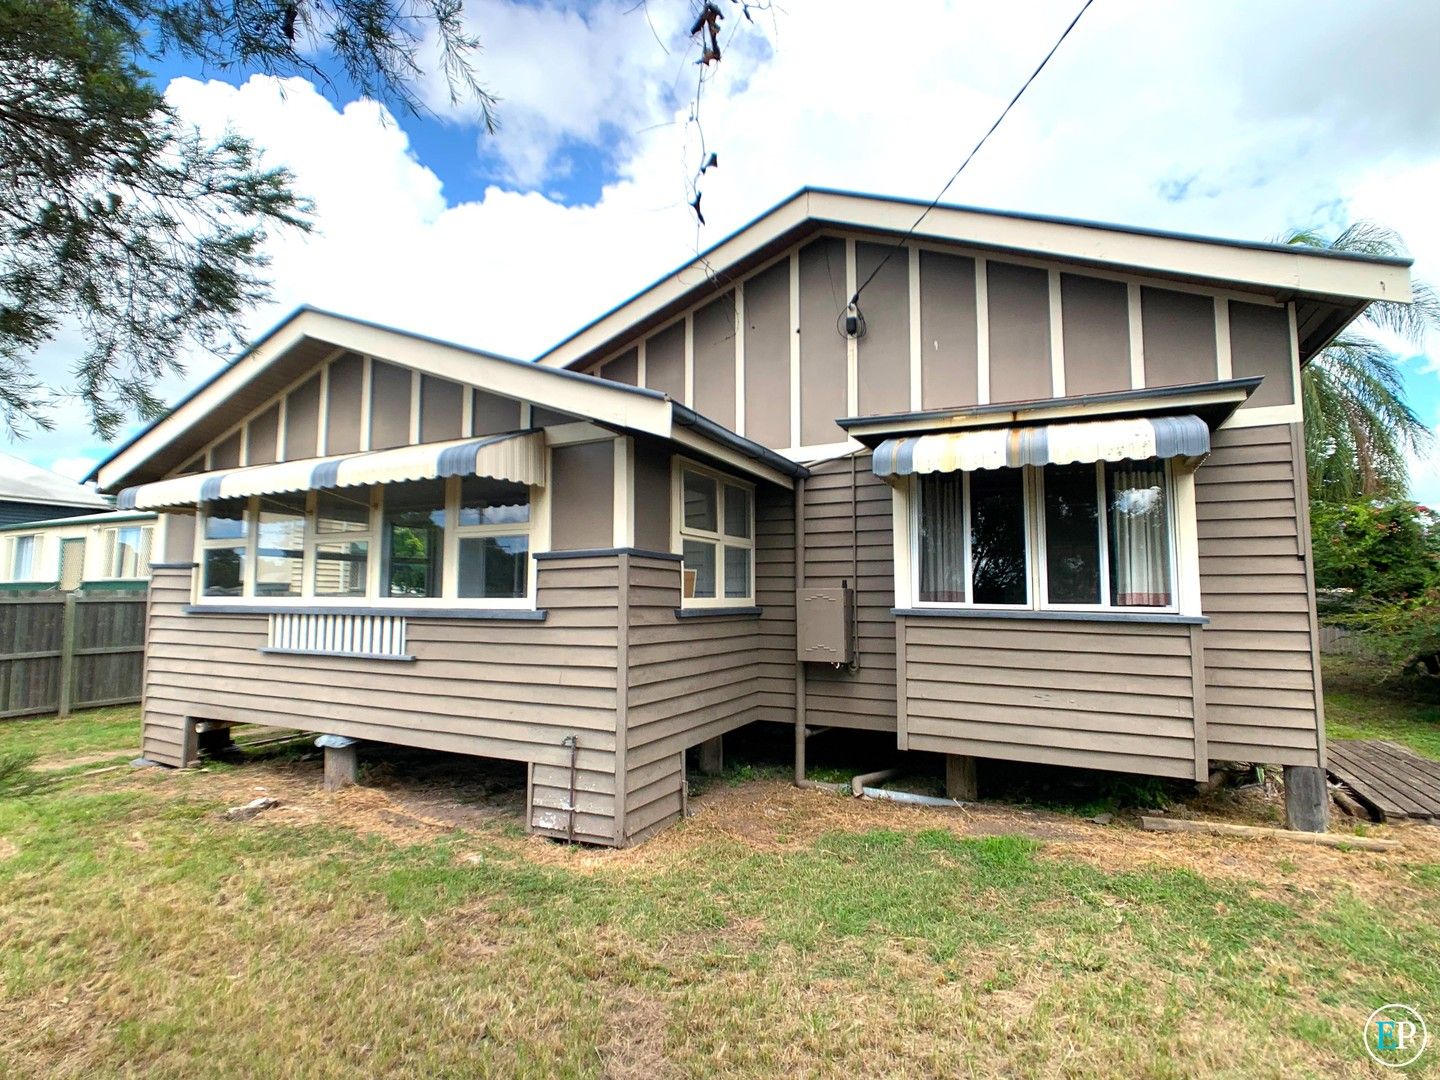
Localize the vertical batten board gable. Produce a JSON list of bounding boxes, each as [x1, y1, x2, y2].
[[692, 291, 737, 429], [603, 348, 639, 386], [419, 375, 465, 443], [644, 320, 686, 401], [919, 250, 979, 410], [734, 283, 746, 435], [1228, 299, 1296, 408], [472, 389, 522, 437], [742, 258, 791, 450], [284, 374, 322, 461], [986, 261, 1051, 404], [975, 257, 990, 404], [460, 381, 474, 435], [845, 239, 859, 417], [359, 355, 373, 450], [907, 247, 922, 409], [408, 370, 422, 444], [369, 359, 413, 451], [315, 362, 330, 457], [798, 238, 849, 447], [613, 437, 635, 548], [246, 404, 280, 466], [326, 352, 364, 455], [549, 439, 616, 551], [238, 422, 250, 467], [1127, 283, 1145, 389], [637, 340, 647, 387], [1060, 273, 1131, 396], [854, 240, 911, 417], [276, 396, 289, 461], [1140, 287, 1218, 389], [1048, 270, 1065, 398], [789, 252, 801, 447], [1214, 297, 1233, 380], [682, 312, 695, 407]]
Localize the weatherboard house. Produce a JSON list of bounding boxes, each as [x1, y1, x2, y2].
[[92, 189, 1412, 843]]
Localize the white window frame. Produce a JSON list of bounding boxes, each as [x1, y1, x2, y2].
[[906, 460, 1185, 615], [192, 477, 543, 610], [100, 524, 153, 579], [6, 533, 41, 582], [673, 458, 756, 609]]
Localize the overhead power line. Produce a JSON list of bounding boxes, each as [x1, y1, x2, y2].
[[846, 0, 1099, 319]]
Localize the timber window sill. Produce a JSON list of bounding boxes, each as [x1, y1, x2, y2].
[[674, 606, 763, 619], [259, 647, 416, 662]]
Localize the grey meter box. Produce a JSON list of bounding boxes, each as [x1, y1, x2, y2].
[[796, 587, 855, 664]]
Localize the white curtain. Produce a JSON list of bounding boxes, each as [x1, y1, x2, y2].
[[917, 474, 966, 603], [1108, 463, 1172, 606]]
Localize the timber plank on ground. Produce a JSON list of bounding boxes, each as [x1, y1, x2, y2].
[[1326, 740, 1440, 825]]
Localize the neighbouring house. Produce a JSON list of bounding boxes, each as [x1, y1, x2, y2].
[[0, 510, 158, 593], [0, 452, 111, 527], [90, 189, 1413, 843]]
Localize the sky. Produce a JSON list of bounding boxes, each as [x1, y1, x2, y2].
[[21, 0, 1440, 503]]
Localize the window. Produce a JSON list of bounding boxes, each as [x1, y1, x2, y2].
[[455, 476, 529, 599], [201, 499, 248, 596], [196, 476, 537, 606], [382, 480, 446, 598], [254, 495, 306, 596], [677, 463, 754, 606], [8, 534, 38, 580], [103, 525, 153, 578], [912, 460, 1175, 612], [311, 488, 371, 597]]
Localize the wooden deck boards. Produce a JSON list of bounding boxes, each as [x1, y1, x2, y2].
[[1326, 740, 1440, 824]]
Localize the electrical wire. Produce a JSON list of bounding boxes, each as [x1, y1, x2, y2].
[[846, 0, 1099, 314]]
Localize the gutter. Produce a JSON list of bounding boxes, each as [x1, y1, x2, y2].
[[671, 404, 810, 480]]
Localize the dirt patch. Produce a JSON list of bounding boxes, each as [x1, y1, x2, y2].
[[32, 750, 132, 772], [0, 837, 17, 860]]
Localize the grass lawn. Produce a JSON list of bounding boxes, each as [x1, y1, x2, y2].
[[1, 708, 1439, 1076], [1323, 656, 1440, 761]]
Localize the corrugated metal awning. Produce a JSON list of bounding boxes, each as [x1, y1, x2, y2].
[[871, 415, 1209, 478], [117, 430, 546, 510]]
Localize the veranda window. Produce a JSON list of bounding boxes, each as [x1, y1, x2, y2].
[[678, 463, 754, 607], [913, 460, 1175, 611], [382, 480, 446, 599], [455, 476, 529, 600], [201, 499, 248, 597], [312, 488, 371, 597]]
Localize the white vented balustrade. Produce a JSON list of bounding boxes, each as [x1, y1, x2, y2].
[[266, 612, 410, 659]]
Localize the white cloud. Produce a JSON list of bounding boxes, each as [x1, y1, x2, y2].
[[11, 0, 1440, 491]]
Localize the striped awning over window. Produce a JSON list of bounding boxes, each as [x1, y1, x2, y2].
[[116, 430, 546, 510], [871, 415, 1210, 478]]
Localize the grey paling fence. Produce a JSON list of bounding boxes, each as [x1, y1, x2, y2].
[[0, 593, 147, 719]]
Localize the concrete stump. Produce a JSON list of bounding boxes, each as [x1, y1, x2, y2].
[[1284, 764, 1329, 833], [698, 735, 724, 776], [316, 735, 359, 792], [946, 755, 978, 801]]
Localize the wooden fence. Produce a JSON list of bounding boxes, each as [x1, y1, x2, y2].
[[0, 593, 146, 719]]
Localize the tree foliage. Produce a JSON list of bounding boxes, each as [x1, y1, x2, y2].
[[1312, 498, 1440, 604], [0, 0, 492, 440], [1283, 222, 1438, 503]]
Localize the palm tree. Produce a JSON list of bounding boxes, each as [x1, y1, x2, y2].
[[1282, 222, 1438, 502]]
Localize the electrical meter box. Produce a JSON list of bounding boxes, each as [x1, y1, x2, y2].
[[796, 587, 855, 664]]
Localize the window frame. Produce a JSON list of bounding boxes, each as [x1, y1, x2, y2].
[[6, 533, 41, 581], [672, 458, 756, 610], [192, 476, 542, 609], [908, 460, 1181, 616], [101, 524, 154, 580]]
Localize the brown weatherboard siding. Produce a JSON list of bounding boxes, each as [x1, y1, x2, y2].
[[1197, 422, 1321, 767], [799, 456, 898, 733], [142, 559, 625, 845], [900, 617, 1200, 779]]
